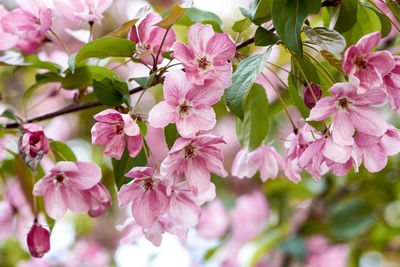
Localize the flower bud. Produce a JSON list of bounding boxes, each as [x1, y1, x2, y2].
[[27, 220, 50, 258], [304, 83, 322, 109]]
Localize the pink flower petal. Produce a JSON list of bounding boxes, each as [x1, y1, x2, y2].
[[332, 110, 355, 146], [126, 134, 143, 158], [308, 97, 337, 121], [188, 23, 214, 57], [357, 31, 381, 54], [148, 101, 177, 128]]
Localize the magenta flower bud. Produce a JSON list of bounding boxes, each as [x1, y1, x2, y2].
[[27, 220, 51, 258], [304, 83, 322, 109]]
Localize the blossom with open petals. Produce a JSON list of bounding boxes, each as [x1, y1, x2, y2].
[[172, 23, 236, 88], [54, 0, 113, 23]]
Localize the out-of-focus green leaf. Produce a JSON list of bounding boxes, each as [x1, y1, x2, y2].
[[155, 4, 187, 29], [276, 235, 306, 260], [303, 26, 346, 55], [232, 18, 252, 32], [24, 55, 63, 72], [0, 109, 17, 121], [93, 77, 131, 107], [74, 37, 136, 66], [225, 47, 272, 120], [50, 140, 78, 162], [175, 7, 223, 32], [130, 73, 156, 89], [235, 83, 269, 151], [254, 27, 279, 46], [334, 0, 358, 33], [112, 143, 147, 190], [62, 66, 117, 90], [164, 123, 180, 150], [272, 0, 321, 55], [360, 1, 392, 38], [386, 1, 400, 24], [23, 72, 64, 104], [329, 198, 375, 239]]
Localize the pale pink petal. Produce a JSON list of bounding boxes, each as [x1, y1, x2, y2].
[[43, 184, 67, 219], [308, 97, 337, 121], [342, 46, 361, 74], [188, 23, 214, 57], [32, 176, 53, 196], [68, 162, 102, 190], [163, 69, 193, 104], [185, 159, 210, 195], [91, 122, 115, 145], [176, 106, 216, 137], [121, 114, 140, 136], [350, 106, 387, 137], [354, 88, 387, 105], [354, 67, 383, 89], [332, 110, 354, 146], [104, 134, 126, 160], [357, 31, 381, 54], [259, 149, 280, 181], [118, 182, 139, 208], [322, 136, 352, 164], [172, 42, 196, 68], [381, 128, 400, 156], [125, 167, 155, 179], [366, 50, 395, 76], [0, 32, 19, 50], [65, 188, 91, 214], [329, 82, 358, 98], [93, 109, 123, 123], [148, 101, 177, 128], [126, 134, 143, 158], [231, 149, 261, 179], [206, 33, 236, 63], [362, 144, 387, 172]]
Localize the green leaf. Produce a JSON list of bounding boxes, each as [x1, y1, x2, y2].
[[303, 26, 346, 55], [164, 124, 180, 150], [232, 18, 252, 33], [24, 55, 63, 72], [334, 0, 358, 33], [108, 18, 139, 38], [137, 120, 147, 136], [93, 77, 131, 107], [386, 1, 400, 25], [276, 236, 306, 261], [235, 83, 269, 151], [254, 27, 279, 46], [341, 2, 381, 46], [240, 0, 272, 25], [155, 4, 187, 29], [272, 0, 321, 55], [50, 141, 77, 162], [176, 7, 223, 33], [68, 53, 77, 73], [62, 65, 117, 90], [225, 47, 272, 120], [360, 1, 392, 38], [162, 51, 174, 60], [329, 198, 375, 239], [112, 144, 148, 190], [0, 109, 17, 121], [74, 37, 136, 66], [130, 73, 156, 89]]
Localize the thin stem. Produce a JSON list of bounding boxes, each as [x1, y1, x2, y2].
[[366, 0, 400, 32], [261, 72, 297, 132], [132, 88, 147, 113], [292, 55, 316, 101], [153, 28, 171, 71], [49, 29, 71, 55], [267, 61, 304, 83], [31, 171, 37, 216], [142, 137, 160, 171], [303, 51, 335, 86], [266, 66, 290, 90]]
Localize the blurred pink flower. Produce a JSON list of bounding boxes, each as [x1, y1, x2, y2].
[[342, 31, 394, 90], [27, 219, 51, 258], [62, 240, 110, 267], [54, 0, 113, 23], [148, 69, 220, 138], [33, 161, 102, 219], [172, 23, 236, 88], [197, 198, 229, 239], [232, 145, 284, 182], [91, 109, 143, 160], [160, 132, 227, 195], [86, 183, 111, 217], [0, 5, 19, 50], [128, 12, 176, 66], [305, 235, 349, 267], [118, 167, 170, 228]]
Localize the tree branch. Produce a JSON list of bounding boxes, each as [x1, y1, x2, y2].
[[3, 36, 257, 130]]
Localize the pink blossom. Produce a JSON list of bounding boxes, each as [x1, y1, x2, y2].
[[172, 23, 236, 88], [232, 145, 284, 182], [148, 69, 220, 137], [342, 31, 394, 90], [305, 235, 349, 267], [308, 83, 387, 146], [54, 0, 113, 23], [383, 56, 400, 110], [354, 125, 400, 172], [91, 109, 143, 160], [27, 219, 51, 258], [166, 179, 201, 228], [20, 123, 50, 159], [160, 132, 227, 195], [0, 5, 18, 51], [230, 191, 269, 243], [62, 240, 110, 267], [128, 12, 176, 66], [33, 161, 102, 219], [117, 216, 186, 246], [197, 198, 229, 239], [1, 0, 52, 53], [118, 167, 170, 228], [86, 183, 111, 217]]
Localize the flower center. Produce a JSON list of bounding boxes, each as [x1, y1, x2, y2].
[[114, 122, 124, 135], [179, 101, 192, 115], [197, 56, 211, 70], [55, 174, 65, 184], [136, 43, 152, 57], [338, 98, 352, 109], [184, 144, 197, 159], [354, 56, 368, 70], [142, 178, 154, 191]]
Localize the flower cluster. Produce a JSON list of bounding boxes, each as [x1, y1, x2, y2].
[[285, 32, 400, 182]]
